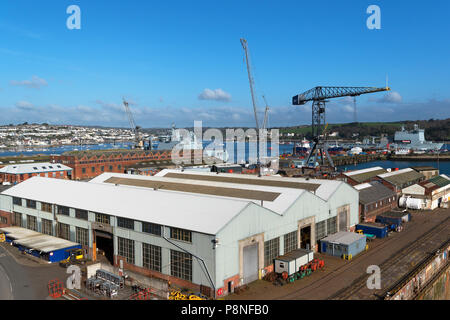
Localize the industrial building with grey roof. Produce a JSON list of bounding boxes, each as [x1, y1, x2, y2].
[[0, 170, 359, 298]]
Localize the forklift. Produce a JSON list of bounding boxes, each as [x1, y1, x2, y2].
[[59, 248, 87, 268]]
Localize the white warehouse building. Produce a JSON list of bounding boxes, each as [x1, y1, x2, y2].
[[0, 169, 359, 297]]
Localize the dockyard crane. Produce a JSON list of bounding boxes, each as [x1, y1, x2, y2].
[[240, 38, 260, 132], [262, 95, 270, 132], [292, 86, 390, 168], [123, 98, 142, 149], [240, 38, 262, 173]]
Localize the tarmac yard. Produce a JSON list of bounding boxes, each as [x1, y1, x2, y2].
[[226, 208, 450, 300], [0, 242, 69, 299]]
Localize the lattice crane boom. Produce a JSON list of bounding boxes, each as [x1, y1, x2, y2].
[[240, 38, 260, 131], [123, 98, 141, 148], [292, 86, 390, 105], [262, 95, 269, 131]]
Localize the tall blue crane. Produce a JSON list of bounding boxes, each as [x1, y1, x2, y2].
[[292, 86, 390, 168]]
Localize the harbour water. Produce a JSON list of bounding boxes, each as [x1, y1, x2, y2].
[[1, 141, 448, 175], [0, 142, 134, 157]]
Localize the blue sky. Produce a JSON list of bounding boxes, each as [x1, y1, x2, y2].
[[0, 0, 449, 128]]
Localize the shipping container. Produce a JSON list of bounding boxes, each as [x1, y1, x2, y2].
[[376, 214, 403, 229], [356, 222, 388, 239], [274, 249, 314, 275], [381, 211, 411, 222]]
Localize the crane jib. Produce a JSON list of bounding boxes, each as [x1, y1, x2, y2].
[[292, 86, 390, 105]]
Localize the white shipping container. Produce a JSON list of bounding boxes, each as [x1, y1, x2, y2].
[[274, 249, 314, 276]]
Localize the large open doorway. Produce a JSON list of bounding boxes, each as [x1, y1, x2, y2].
[[300, 225, 311, 250], [94, 230, 114, 265]]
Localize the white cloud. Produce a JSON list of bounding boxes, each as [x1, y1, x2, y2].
[[2, 96, 449, 128], [15, 100, 33, 109], [10, 75, 48, 89], [198, 88, 231, 102], [372, 91, 402, 104]]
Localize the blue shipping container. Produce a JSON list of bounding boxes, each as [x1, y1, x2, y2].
[[356, 223, 388, 239], [376, 215, 403, 229]]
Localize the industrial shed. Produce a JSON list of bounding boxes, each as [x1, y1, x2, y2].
[[377, 168, 425, 194], [400, 174, 450, 210], [341, 166, 387, 186], [354, 181, 397, 222], [320, 231, 366, 258], [0, 162, 72, 185], [0, 171, 359, 298]]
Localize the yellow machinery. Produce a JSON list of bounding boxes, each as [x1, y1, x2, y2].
[[169, 289, 205, 300], [59, 248, 86, 268]]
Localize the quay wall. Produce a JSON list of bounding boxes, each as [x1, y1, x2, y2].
[[387, 241, 449, 300]]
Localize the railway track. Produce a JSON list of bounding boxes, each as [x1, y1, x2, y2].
[[328, 216, 450, 300], [276, 213, 450, 300]]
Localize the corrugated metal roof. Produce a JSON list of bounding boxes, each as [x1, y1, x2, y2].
[[353, 183, 372, 190], [321, 231, 365, 245], [427, 175, 450, 188], [357, 181, 396, 205], [0, 227, 41, 240], [275, 248, 313, 262], [90, 172, 306, 215], [1, 177, 251, 235], [343, 167, 387, 183], [411, 166, 438, 171], [104, 176, 281, 201], [13, 233, 80, 253], [378, 168, 424, 186], [162, 172, 321, 192], [155, 169, 345, 201], [0, 162, 72, 175]]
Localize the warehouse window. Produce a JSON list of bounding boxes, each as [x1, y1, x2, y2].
[[101, 166, 105, 172], [58, 223, 71, 240], [57, 206, 70, 216], [76, 227, 89, 246], [82, 168, 86, 174], [264, 237, 280, 267], [327, 217, 337, 235], [13, 212, 22, 227], [26, 215, 37, 231], [41, 219, 53, 236], [91, 167, 95, 173], [284, 231, 298, 254], [26, 199, 37, 209], [0, 217, 7, 224], [75, 209, 88, 221], [170, 228, 192, 243], [117, 217, 135, 230], [95, 213, 110, 225], [142, 222, 162, 236], [143, 243, 161, 272], [41, 202, 52, 213], [109, 165, 113, 171], [170, 250, 192, 281], [118, 237, 135, 264], [13, 197, 22, 206], [316, 220, 327, 241]]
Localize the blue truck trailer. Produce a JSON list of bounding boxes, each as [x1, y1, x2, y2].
[[356, 222, 388, 239]]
